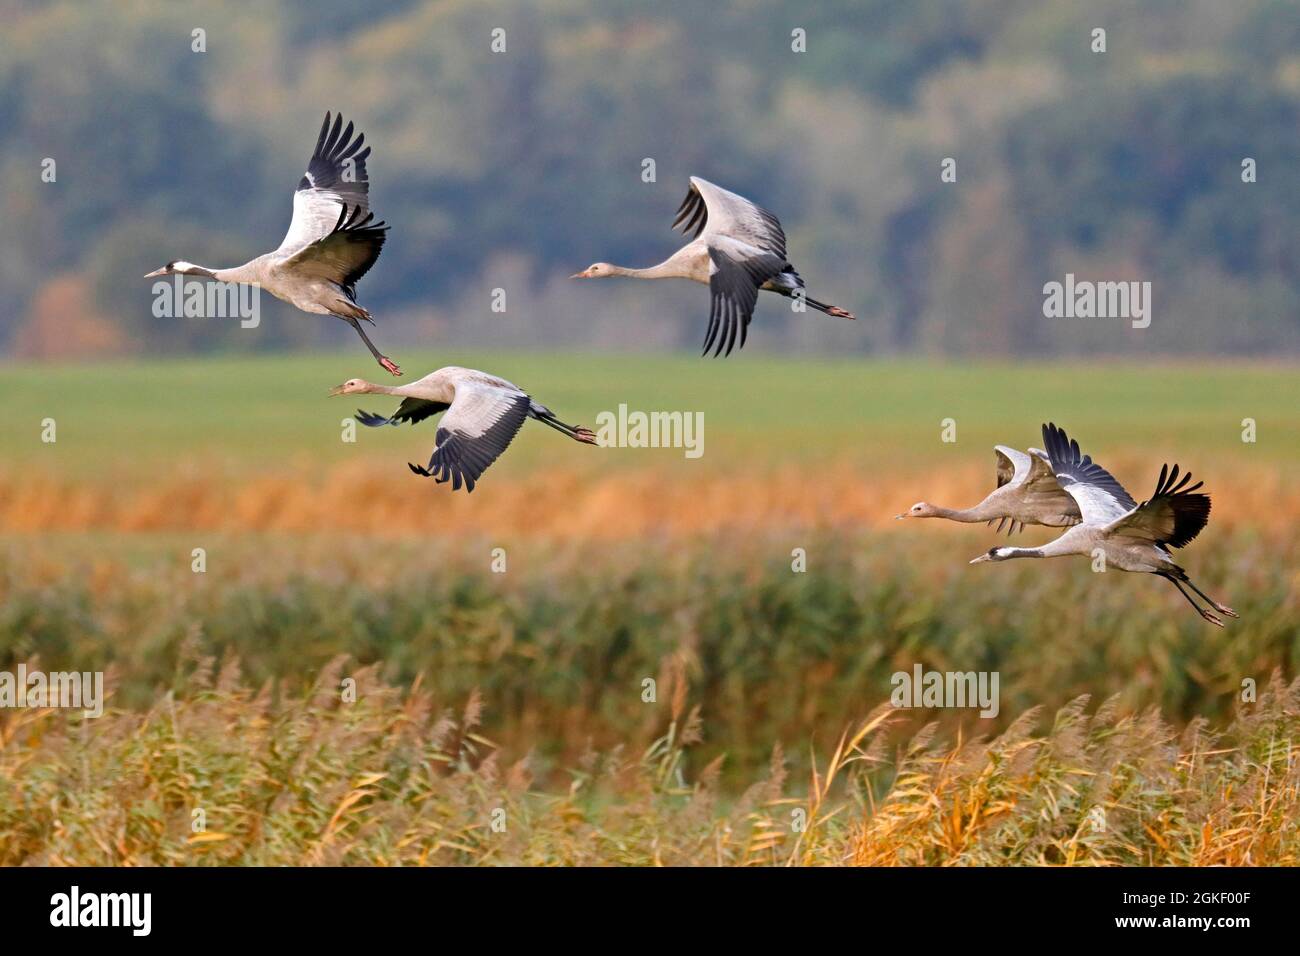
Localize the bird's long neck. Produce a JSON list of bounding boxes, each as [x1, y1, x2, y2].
[[364, 383, 415, 397], [930, 503, 996, 522], [608, 257, 684, 279], [170, 261, 257, 283], [1001, 534, 1083, 560], [210, 265, 252, 283], [998, 547, 1046, 560], [173, 264, 222, 280]]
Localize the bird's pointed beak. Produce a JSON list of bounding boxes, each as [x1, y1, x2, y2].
[[143, 268, 167, 279], [328, 384, 346, 397], [571, 270, 590, 279], [969, 554, 993, 564], [895, 513, 908, 520]]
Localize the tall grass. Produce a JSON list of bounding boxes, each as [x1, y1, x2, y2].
[[3, 649, 1296, 866]]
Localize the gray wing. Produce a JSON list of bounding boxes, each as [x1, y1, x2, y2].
[[1041, 422, 1137, 525], [282, 204, 387, 297], [409, 384, 531, 492], [274, 112, 374, 257], [674, 176, 787, 259], [702, 241, 786, 357]]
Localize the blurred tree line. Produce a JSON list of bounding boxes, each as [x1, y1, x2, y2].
[[0, 0, 1296, 359]]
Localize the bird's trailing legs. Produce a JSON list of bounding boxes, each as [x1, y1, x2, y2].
[[532, 411, 597, 444], [1160, 573, 1227, 627], [802, 295, 855, 320], [775, 286, 856, 320], [1180, 574, 1239, 619], [346, 316, 402, 377]]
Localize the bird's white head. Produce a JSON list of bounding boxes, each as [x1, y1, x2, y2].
[[144, 260, 208, 279], [571, 262, 615, 279], [969, 547, 1016, 564], [896, 501, 937, 519], [329, 378, 372, 397]]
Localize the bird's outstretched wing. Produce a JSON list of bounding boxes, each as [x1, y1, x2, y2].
[[674, 176, 787, 259], [990, 446, 1032, 535], [1027, 447, 1081, 523], [1026, 448, 1059, 484], [1041, 422, 1137, 525], [284, 203, 388, 299], [703, 242, 786, 357], [275, 112, 375, 257], [409, 384, 531, 492], [993, 446, 1031, 489], [1104, 463, 1210, 549], [355, 397, 450, 428]]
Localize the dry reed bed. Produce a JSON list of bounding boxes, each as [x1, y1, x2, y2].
[[2, 654, 1296, 866], [0, 459, 1292, 538]]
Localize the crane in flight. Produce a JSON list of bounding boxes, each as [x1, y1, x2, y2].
[[146, 112, 400, 375], [897, 445, 1081, 534], [573, 177, 854, 357], [331, 366, 596, 493]]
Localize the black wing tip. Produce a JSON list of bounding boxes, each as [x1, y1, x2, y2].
[[1041, 421, 1084, 468], [354, 409, 393, 427], [1153, 462, 1205, 500], [328, 203, 389, 239], [1165, 494, 1212, 548], [303, 112, 372, 191], [702, 300, 738, 357], [1147, 460, 1212, 548], [672, 185, 708, 238]]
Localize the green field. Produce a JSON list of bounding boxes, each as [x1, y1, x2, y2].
[[2, 352, 1298, 479]]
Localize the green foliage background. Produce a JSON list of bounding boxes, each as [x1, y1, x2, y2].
[[2, 0, 1297, 357]]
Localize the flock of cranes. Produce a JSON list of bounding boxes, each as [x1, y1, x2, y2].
[[148, 112, 849, 489], [899, 423, 1237, 627], [146, 111, 1236, 625]]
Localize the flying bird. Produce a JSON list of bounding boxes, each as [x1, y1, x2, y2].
[[897, 445, 1081, 534], [331, 367, 597, 492], [572, 176, 854, 357], [146, 112, 400, 376], [969, 423, 1238, 626]]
